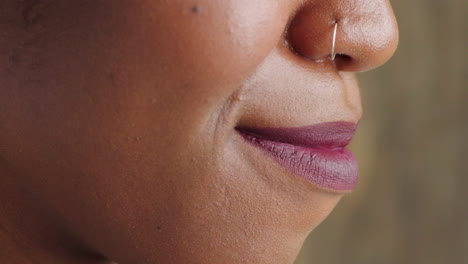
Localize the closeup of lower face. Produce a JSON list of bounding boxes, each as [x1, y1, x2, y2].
[[0, 0, 398, 263]]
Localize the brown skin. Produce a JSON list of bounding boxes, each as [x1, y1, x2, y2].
[[0, 0, 398, 263]]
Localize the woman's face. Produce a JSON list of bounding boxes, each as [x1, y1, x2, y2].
[[0, 0, 398, 263]]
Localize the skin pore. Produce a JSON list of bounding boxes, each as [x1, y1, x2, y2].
[[0, 0, 398, 263]]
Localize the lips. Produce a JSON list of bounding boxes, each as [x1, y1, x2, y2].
[[236, 121, 358, 191]]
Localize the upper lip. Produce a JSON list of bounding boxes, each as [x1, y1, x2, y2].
[[235, 121, 357, 149]]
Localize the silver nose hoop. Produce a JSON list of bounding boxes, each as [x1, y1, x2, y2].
[[331, 22, 338, 61]]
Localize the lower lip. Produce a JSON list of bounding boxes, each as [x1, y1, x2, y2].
[[237, 128, 358, 192]]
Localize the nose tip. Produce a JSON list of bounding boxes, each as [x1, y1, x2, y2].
[[287, 0, 399, 72]]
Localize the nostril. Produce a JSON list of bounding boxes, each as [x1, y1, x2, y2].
[[333, 53, 353, 70]]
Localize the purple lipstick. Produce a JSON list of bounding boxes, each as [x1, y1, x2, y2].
[[236, 121, 358, 191]]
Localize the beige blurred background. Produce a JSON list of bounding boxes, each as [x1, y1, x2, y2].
[[296, 0, 467, 263]]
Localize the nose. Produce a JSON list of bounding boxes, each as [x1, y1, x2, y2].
[[287, 0, 399, 72]]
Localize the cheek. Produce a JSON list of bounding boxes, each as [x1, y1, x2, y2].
[[49, 0, 293, 148], [132, 0, 289, 97]]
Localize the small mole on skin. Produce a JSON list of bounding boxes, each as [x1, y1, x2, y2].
[[156, 225, 162, 231], [107, 72, 118, 87], [22, 0, 53, 28], [191, 5, 201, 14], [8, 52, 20, 65]]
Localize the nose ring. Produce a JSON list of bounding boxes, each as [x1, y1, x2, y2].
[[331, 22, 338, 61]]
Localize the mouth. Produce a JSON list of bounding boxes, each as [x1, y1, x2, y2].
[[235, 121, 358, 192]]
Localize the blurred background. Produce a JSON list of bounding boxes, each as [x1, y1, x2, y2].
[[296, 0, 467, 263]]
